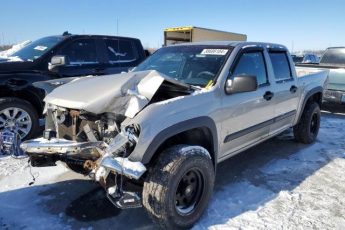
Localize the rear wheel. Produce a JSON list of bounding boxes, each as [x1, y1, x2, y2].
[[142, 145, 215, 229], [0, 97, 39, 140], [293, 102, 320, 144]]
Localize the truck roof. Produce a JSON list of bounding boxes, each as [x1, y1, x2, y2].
[[49, 34, 141, 42], [172, 41, 288, 50]]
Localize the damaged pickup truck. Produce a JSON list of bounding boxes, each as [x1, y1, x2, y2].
[[21, 42, 328, 229]]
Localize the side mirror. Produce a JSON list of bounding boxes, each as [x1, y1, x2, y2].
[[48, 55, 67, 71], [225, 74, 258, 94]]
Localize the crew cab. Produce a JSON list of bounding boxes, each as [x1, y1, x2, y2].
[[21, 41, 328, 229], [0, 33, 146, 139], [296, 47, 345, 104]]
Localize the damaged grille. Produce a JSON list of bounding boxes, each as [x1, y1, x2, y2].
[[46, 107, 100, 142], [58, 118, 99, 141], [57, 114, 100, 142], [45, 105, 123, 144]]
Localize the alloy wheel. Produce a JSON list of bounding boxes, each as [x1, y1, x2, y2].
[[0, 107, 32, 139]]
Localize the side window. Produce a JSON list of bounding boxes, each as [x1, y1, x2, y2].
[[58, 39, 98, 64], [269, 52, 292, 80], [105, 39, 138, 63], [232, 52, 268, 85]]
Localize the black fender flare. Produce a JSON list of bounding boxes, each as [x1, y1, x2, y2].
[[129, 116, 218, 167], [297, 86, 323, 122]]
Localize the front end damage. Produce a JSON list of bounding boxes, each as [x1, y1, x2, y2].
[[21, 105, 147, 208], [20, 70, 195, 209]]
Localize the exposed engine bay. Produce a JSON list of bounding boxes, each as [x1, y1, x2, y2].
[[22, 70, 195, 172]]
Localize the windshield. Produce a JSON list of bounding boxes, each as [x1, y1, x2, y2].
[[10, 36, 64, 61], [320, 48, 345, 65], [135, 45, 231, 87]]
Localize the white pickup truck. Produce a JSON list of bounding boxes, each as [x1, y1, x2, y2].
[[21, 41, 328, 229]]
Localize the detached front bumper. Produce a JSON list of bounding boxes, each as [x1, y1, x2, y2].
[[20, 138, 104, 155], [20, 137, 147, 180]]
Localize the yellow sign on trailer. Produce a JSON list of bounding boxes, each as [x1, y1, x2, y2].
[[164, 26, 247, 46]]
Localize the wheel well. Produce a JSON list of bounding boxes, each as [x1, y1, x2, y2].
[[0, 90, 44, 117], [306, 92, 322, 108], [297, 91, 322, 123], [151, 127, 216, 167]]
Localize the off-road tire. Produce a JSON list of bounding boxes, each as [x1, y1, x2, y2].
[[0, 97, 39, 140], [293, 102, 320, 144], [142, 145, 215, 229]]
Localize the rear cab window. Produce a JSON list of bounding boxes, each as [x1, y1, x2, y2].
[[105, 39, 139, 65], [268, 51, 292, 81]]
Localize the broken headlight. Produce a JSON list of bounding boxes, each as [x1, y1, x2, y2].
[[105, 124, 140, 158]]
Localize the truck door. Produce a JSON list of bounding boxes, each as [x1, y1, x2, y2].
[[220, 47, 276, 159], [267, 49, 299, 135], [55, 38, 103, 77]]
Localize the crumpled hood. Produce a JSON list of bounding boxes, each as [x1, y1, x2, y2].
[[44, 70, 192, 118]]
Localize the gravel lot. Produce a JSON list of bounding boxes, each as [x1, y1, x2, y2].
[[0, 106, 344, 230]]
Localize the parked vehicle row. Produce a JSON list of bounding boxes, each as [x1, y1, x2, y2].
[[0, 33, 147, 139], [20, 41, 328, 229], [296, 47, 345, 104], [291, 53, 319, 64]]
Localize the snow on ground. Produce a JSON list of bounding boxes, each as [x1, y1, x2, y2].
[[195, 112, 345, 230], [0, 111, 345, 230], [0, 158, 71, 229]]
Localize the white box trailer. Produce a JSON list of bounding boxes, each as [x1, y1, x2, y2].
[[164, 26, 247, 46]]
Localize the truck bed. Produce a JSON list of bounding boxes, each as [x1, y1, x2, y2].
[[295, 66, 329, 78], [296, 65, 345, 92]]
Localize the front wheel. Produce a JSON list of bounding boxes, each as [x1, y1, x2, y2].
[[142, 145, 215, 229], [293, 102, 321, 144]]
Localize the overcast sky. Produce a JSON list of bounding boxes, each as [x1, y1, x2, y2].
[[1, 0, 344, 51]]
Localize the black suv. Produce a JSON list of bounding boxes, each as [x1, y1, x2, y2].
[[0, 33, 146, 139]]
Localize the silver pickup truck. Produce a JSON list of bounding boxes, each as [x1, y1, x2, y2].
[[21, 41, 328, 229]]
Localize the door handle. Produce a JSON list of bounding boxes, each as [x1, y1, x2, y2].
[[263, 91, 274, 101], [290, 85, 298, 93]]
